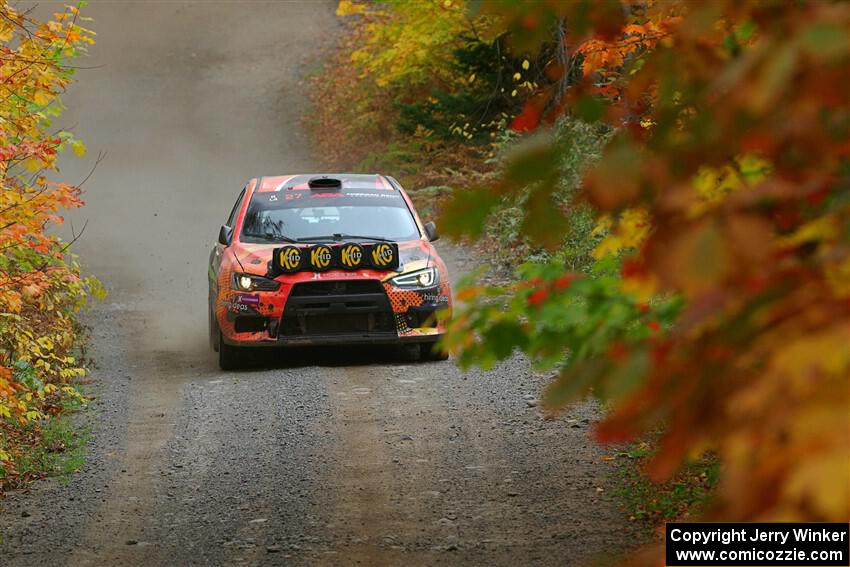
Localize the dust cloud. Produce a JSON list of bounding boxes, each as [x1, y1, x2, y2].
[[53, 3, 327, 355]]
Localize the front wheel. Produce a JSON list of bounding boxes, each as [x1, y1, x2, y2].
[[421, 341, 449, 362], [209, 305, 219, 351], [400, 343, 422, 362], [218, 333, 245, 370]]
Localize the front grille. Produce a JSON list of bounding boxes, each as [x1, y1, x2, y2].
[[282, 312, 394, 335], [280, 280, 394, 337], [289, 280, 384, 296]]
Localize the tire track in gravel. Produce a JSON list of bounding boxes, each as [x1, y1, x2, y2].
[[319, 363, 451, 565], [69, 343, 186, 567], [145, 364, 333, 567]]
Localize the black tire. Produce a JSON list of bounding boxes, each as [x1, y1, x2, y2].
[[209, 305, 220, 352], [421, 341, 449, 362], [218, 333, 244, 370], [400, 343, 422, 362]]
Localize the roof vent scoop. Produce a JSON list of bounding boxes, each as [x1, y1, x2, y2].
[[308, 176, 342, 190]]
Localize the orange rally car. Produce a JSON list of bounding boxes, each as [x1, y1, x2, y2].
[[208, 174, 452, 369]]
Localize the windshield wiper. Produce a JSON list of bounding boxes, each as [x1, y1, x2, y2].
[[244, 232, 298, 244], [297, 233, 393, 243]]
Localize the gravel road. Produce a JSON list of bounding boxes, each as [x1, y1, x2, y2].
[[0, 2, 636, 565]]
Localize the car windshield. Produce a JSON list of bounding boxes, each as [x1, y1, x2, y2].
[[240, 188, 421, 243]]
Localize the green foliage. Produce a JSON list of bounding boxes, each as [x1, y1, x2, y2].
[[395, 37, 544, 144], [447, 259, 682, 376], [465, 117, 613, 271]]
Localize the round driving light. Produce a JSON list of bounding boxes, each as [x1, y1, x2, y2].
[[238, 275, 253, 290], [418, 271, 434, 286]]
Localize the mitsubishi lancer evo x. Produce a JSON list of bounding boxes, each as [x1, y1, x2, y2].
[[208, 174, 452, 369]]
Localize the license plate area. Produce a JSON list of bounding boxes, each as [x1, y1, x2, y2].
[[280, 284, 395, 336]]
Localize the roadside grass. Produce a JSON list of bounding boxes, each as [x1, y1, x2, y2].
[[609, 439, 720, 533], [14, 414, 89, 483], [0, 392, 91, 544], [1, 391, 91, 493]]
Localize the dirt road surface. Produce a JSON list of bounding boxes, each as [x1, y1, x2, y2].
[[0, 2, 636, 565]]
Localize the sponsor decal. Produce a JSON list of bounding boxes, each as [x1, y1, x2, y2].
[[236, 294, 260, 306], [341, 192, 401, 199], [420, 292, 449, 304], [309, 244, 333, 271], [277, 246, 303, 272], [338, 243, 365, 269], [370, 243, 395, 268], [309, 192, 345, 199], [221, 299, 258, 314]]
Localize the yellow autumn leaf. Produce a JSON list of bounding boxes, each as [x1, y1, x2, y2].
[[592, 208, 650, 258], [0, 22, 13, 42], [779, 215, 838, 247], [770, 324, 850, 388], [689, 155, 772, 217], [33, 90, 53, 106], [824, 255, 850, 297], [71, 139, 87, 157], [23, 157, 43, 173], [593, 233, 624, 259], [336, 0, 365, 17], [784, 441, 850, 519], [619, 272, 659, 302]]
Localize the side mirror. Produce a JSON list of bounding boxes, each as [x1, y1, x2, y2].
[[424, 221, 439, 242], [218, 225, 233, 246]]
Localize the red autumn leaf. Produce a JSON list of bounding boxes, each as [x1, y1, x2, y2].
[[510, 103, 541, 133], [527, 287, 550, 306], [554, 273, 579, 291]]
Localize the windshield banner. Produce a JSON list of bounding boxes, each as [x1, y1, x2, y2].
[[271, 243, 399, 274]]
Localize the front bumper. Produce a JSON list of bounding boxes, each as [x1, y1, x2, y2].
[[222, 330, 443, 348], [218, 278, 450, 348]]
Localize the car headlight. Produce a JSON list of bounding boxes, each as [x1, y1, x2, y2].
[[232, 272, 280, 292], [391, 267, 438, 289]]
